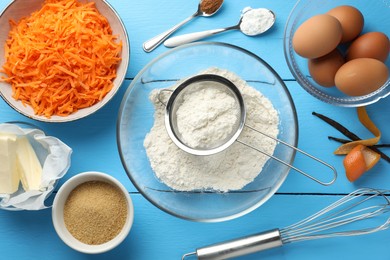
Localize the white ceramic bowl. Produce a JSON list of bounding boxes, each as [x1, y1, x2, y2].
[[52, 171, 134, 254], [0, 0, 129, 122]]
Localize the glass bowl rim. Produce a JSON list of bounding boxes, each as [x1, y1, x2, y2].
[[116, 41, 299, 222]]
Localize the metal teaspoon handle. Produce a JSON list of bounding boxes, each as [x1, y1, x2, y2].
[[143, 12, 198, 52], [164, 25, 238, 48]]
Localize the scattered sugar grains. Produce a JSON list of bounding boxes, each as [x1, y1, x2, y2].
[[144, 67, 279, 192], [63, 181, 128, 245]]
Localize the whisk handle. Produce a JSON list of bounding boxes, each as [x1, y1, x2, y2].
[[193, 229, 282, 260]]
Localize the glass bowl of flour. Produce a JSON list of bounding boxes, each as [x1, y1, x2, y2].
[[117, 42, 298, 222]]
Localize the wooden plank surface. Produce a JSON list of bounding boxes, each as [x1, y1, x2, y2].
[[0, 194, 389, 260]]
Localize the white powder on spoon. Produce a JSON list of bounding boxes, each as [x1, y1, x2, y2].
[[240, 7, 275, 36], [144, 68, 279, 192]]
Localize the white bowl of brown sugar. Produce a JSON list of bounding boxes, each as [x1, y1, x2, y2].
[[52, 171, 133, 254]]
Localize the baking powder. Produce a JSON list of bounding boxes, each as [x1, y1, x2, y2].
[[144, 68, 279, 192], [240, 7, 275, 36]]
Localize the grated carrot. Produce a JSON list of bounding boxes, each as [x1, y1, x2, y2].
[[0, 0, 122, 118]]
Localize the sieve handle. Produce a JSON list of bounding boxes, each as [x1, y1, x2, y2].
[[237, 124, 337, 186], [157, 89, 173, 107]]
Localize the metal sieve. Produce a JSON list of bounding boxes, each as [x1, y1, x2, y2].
[[158, 74, 337, 186]]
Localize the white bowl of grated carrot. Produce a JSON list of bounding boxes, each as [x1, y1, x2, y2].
[[0, 0, 129, 122]]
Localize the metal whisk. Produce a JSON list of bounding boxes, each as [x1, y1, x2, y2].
[[182, 188, 390, 260]]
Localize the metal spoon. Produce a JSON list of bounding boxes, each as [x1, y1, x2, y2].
[[143, 0, 223, 53], [164, 8, 275, 48]]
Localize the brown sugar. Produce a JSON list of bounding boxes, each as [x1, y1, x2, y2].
[[63, 181, 128, 245]]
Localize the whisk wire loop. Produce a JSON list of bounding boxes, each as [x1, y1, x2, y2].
[[283, 188, 389, 231], [281, 188, 390, 244], [282, 206, 390, 243]]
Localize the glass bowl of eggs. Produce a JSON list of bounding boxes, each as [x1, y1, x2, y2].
[[284, 0, 390, 107]]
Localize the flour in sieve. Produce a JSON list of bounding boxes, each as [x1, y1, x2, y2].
[[144, 67, 279, 192], [176, 84, 239, 149]]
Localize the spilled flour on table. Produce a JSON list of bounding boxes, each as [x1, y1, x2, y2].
[[144, 67, 279, 192]]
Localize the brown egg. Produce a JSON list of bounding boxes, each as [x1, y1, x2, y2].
[[346, 32, 390, 62], [335, 58, 389, 96], [293, 14, 342, 58], [308, 49, 345, 87], [327, 5, 364, 43]]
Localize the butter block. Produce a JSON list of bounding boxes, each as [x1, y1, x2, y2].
[[0, 134, 19, 194], [16, 136, 42, 191]]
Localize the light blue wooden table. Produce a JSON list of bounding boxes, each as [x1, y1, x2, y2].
[[0, 0, 389, 259]]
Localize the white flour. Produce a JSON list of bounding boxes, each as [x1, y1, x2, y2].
[[144, 68, 279, 192], [240, 7, 275, 36], [176, 83, 239, 149]]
